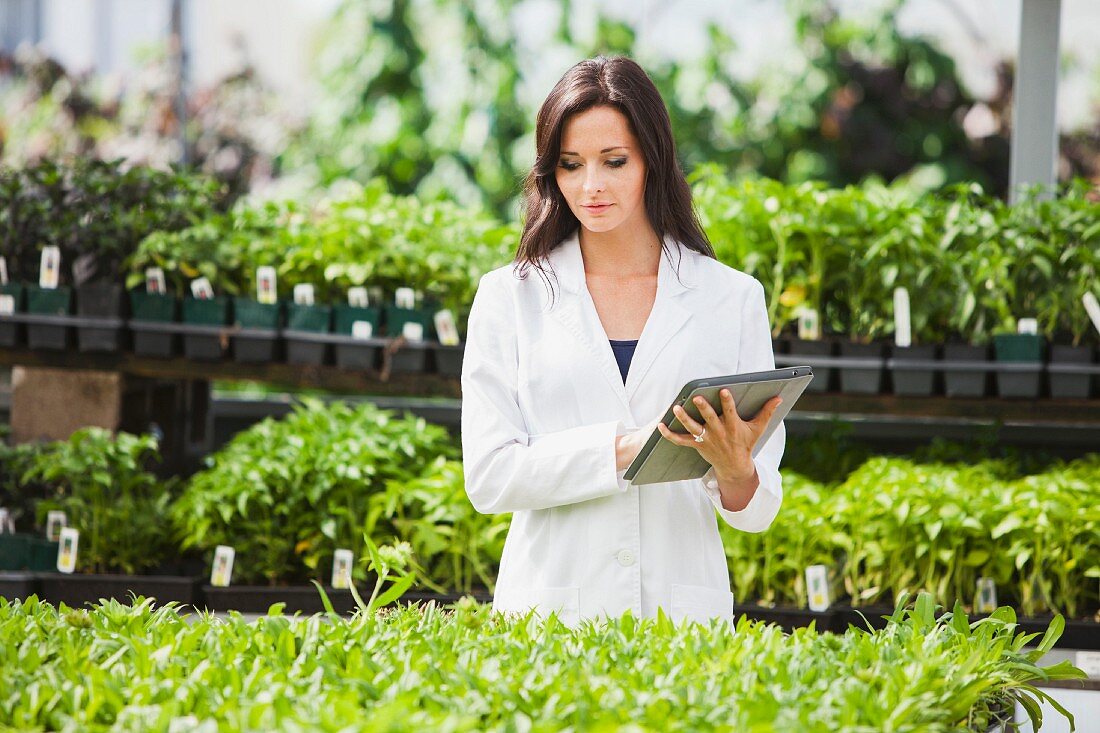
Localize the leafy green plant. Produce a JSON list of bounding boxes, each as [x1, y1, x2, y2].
[[371, 457, 509, 594], [723, 454, 1100, 619], [171, 398, 458, 585], [0, 159, 223, 288], [23, 428, 174, 574], [0, 592, 1083, 731]]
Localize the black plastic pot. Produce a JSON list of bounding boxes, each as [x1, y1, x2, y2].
[[129, 291, 179, 358], [233, 298, 283, 364], [181, 297, 231, 361], [837, 341, 888, 394], [0, 282, 25, 347], [781, 339, 837, 393], [942, 343, 991, 398], [24, 285, 73, 350], [200, 584, 358, 615], [1048, 344, 1097, 399], [992, 333, 1045, 399], [433, 342, 464, 376], [771, 336, 790, 356], [285, 303, 332, 366], [75, 281, 128, 352], [888, 344, 940, 396], [38, 573, 202, 609], [389, 340, 433, 374], [732, 603, 837, 633], [0, 572, 37, 601], [333, 305, 383, 370]]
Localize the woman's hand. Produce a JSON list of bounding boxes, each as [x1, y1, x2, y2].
[[657, 390, 782, 482], [615, 417, 662, 472]]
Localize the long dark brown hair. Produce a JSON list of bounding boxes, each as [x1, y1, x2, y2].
[[515, 55, 714, 300]]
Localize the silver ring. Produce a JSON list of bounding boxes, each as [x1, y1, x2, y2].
[[693, 426, 706, 443]]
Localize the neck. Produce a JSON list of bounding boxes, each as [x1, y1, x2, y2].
[[578, 222, 663, 278]]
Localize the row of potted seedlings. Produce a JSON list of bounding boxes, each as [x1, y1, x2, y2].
[[0, 268, 468, 377], [775, 333, 1100, 399]]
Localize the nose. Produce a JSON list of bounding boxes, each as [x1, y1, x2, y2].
[[582, 167, 605, 195]]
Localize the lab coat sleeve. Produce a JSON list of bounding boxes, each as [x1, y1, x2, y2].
[[461, 272, 627, 514], [700, 278, 785, 533]]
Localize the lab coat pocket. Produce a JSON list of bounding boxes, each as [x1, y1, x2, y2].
[[670, 583, 734, 626], [494, 585, 581, 628]]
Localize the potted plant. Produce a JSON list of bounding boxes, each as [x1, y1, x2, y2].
[[23, 428, 199, 607], [59, 161, 219, 353], [130, 215, 243, 361]]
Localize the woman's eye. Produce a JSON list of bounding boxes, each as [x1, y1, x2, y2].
[[607, 158, 627, 168], [558, 161, 580, 171]]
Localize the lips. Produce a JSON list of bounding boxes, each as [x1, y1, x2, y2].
[[582, 204, 613, 214]]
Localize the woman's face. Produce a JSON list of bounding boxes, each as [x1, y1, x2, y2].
[[555, 105, 648, 235]]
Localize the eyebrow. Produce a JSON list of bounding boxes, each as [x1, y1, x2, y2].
[[559, 147, 629, 155]]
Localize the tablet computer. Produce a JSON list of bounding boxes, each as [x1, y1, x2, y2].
[[623, 366, 814, 486]]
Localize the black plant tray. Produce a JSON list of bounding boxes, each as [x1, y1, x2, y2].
[[326, 334, 387, 371], [284, 329, 332, 366], [200, 584, 358, 615], [992, 361, 1044, 399], [887, 354, 940, 396], [233, 327, 281, 364], [75, 316, 128, 353], [1047, 362, 1100, 400], [37, 573, 202, 609], [732, 603, 837, 633], [432, 342, 464, 376], [0, 572, 37, 600], [941, 360, 992, 398], [388, 339, 433, 374], [129, 320, 178, 358], [12, 312, 81, 350], [172, 322, 232, 361]]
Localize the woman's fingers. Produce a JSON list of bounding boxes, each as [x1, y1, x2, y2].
[[657, 421, 694, 445], [671, 403, 703, 436]]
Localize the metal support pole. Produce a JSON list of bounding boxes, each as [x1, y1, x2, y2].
[[1008, 0, 1062, 202], [169, 0, 189, 166]]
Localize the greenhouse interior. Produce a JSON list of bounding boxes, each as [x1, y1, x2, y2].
[[0, 0, 1098, 731]]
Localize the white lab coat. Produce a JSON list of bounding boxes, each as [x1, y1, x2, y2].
[[460, 231, 785, 626]]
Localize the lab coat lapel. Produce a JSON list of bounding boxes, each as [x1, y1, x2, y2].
[[543, 232, 697, 418], [625, 242, 694, 400]]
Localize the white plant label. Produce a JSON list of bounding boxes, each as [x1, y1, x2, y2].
[[211, 545, 235, 587], [797, 307, 820, 341], [190, 277, 215, 300], [46, 510, 67, 542], [145, 267, 166, 295], [1074, 651, 1100, 678], [293, 284, 315, 307], [256, 266, 277, 305], [348, 287, 369, 308], [1016, 318, 1038, 335], [332, 548, 354, 589], [0, 295, 14, 316], [975, 577, 998, 614], [56, 527, 79, 574], [893, 287, 912, 348], [0, 255, 8, 285], [351, 320, 373, 340], [394, 287, 416, 310], [1083, 292, 1100, 338], [0, 507, 14, 534], [39, 246, 61, 290], [434, 309, 459, 346], [402, 321, 424, 342], [805, 564, 831, 612]]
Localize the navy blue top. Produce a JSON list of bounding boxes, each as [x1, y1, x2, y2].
[[609, 339, 639, 383]]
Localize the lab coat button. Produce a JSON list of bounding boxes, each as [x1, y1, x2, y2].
[[616, 549, 636, 567]]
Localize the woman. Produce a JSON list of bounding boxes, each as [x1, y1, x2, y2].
[[461, 56, 785, 626]]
